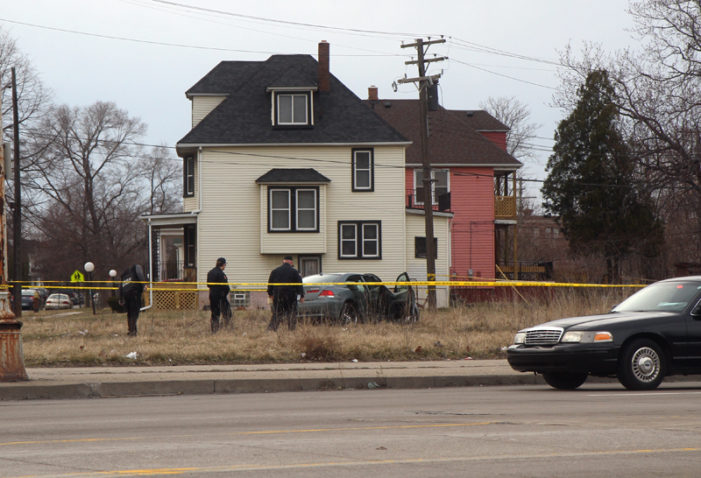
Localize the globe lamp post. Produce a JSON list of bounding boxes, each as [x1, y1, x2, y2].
[[84, 262, 95, 315]]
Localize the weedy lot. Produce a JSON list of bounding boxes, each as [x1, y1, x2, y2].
[[19, 289, 630, 366]]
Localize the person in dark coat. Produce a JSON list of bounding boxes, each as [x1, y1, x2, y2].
[[207, 257, 232, 333], [267, 255, 304, 331], [118, 264, 146, 337]]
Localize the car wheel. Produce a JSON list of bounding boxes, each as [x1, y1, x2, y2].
[[339, 302, 359, 325], [617, 338, 665, 390], [542, 371, 588, 390]]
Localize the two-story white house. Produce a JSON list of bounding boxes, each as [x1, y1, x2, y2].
[[143, 42, 452, 308]]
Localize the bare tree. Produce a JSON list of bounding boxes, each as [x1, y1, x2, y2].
[[25, 101, 148, 279], [0, 28, 50, 138], [479, 96, 540, 161], [141, 145, 182, 215], [555, 0, 701, 276]]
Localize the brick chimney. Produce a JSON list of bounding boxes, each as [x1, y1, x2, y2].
[[318, 41, 330, 92], [368, 85, 378, 101]]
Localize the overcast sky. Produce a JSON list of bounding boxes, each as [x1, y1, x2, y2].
[[1, 0, 637, 200]]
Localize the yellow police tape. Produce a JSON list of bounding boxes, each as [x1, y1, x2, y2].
[[3, 279, 647, 293]]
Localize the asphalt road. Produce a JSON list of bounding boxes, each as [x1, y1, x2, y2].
[[2, 383, 701, 477]]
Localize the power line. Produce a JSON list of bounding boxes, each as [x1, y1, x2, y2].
[[0, 17, 405, 57], [450, 57, 557, 90], [151, 0, 437, 38], [448, 37, 562, 67]]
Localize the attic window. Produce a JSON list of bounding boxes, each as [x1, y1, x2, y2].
[[276, 92, 310, 126]]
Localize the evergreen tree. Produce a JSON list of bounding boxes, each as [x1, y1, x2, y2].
[[542, 70, 662, 282]]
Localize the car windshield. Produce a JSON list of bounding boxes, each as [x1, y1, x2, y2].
[[613, 281, 701, 313]]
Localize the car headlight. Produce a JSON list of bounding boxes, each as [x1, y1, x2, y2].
[[513, 332, 527, 344], [561, 331, 613, 343]]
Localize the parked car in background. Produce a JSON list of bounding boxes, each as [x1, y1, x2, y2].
[[45, 293, 73, 310], [21, 289, 44, 311], [507, 276, 701, 391], [297, 272, 419, 325], [65, 290, 84, 306]]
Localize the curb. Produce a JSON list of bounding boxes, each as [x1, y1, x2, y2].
[[0, 369, 546, 400]]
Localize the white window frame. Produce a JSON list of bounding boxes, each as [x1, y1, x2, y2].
[[352, 149, 374, 191], [295, 189, 317, 231], [414, 168, 450, 205], [339, 223, 358, 258], [184, 156, 195, 197], [276, 93, 309, 125], [269, 187, 318, 232], [270, 189, 291, 231], [361, 223, 380, 258], [338, 221, 381, 259]]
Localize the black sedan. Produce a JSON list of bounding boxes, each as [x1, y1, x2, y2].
[[507, 276, 701, 390]]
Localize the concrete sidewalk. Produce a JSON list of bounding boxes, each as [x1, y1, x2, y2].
[[0, 360, 546, 400]]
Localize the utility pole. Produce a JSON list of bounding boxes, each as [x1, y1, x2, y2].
[[0, 78, 29, 382], [10, 68, 21, 318], [399, 37, 446, 311]]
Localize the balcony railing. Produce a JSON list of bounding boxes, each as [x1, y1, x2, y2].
[[406, 190, 450, 212], [495, 196, 516, 219]]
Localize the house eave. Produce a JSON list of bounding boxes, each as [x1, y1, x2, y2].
[[405, 162, 521, 170], [185, 92, 230, 99], [406, 208, 454, 218], [177, 141, 412, 155], [140, 212, 198, 226]]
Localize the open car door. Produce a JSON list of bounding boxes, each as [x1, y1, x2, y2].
[[389, 272, 419, 322]]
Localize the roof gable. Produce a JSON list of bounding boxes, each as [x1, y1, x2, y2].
[[179, 55, 407, 148]]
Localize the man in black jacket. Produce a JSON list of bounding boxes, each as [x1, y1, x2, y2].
[[267, 255, 304, 331], [207, 257, 231, 333], [119, 264, 146, 336]]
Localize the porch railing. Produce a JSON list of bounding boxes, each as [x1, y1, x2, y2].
[[494, 196, 516, 219]]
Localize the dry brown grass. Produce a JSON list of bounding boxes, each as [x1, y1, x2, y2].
[[18, 288, 630, 366]]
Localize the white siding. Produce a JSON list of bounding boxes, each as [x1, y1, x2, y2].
[[406, 212, 452, 308], [195, 145, 407, 288], [191, 96, 227, 127]]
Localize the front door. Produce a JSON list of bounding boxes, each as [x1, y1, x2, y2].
[[299, 256, 321, 277]]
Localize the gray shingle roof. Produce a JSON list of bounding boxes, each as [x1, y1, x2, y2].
[[178, 55, 407, 147], [256, 168, 331, 184], [364, 99, 521, 170]]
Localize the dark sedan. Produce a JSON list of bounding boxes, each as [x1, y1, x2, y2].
[[507, 276, 701, 390], [297, 272, 419, 325]]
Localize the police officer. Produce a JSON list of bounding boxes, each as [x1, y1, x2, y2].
[[207, 257, 231, 333], [119, 264, 146, 336], [267, 255, 304, 331]]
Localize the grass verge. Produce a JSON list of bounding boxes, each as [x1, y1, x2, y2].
[[18, 288, 629, 366]]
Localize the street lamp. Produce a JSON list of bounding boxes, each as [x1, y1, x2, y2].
[[84, 262, 95, 315], [108, 269, 117, 298]]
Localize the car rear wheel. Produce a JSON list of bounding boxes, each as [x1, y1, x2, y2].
[[339, 302, 359, 325], [542, 371, 588, 390], [617, 338, 665, 390]]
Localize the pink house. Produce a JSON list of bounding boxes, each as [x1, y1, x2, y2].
[[365, 89, 521, 288]]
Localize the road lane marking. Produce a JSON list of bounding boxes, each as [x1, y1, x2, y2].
[[0, 421, 495, 447], [7, 447, 701, 477]]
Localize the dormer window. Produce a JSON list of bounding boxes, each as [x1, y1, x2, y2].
[[277, 93, 308, 125], [268, 87, 316, 127]]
